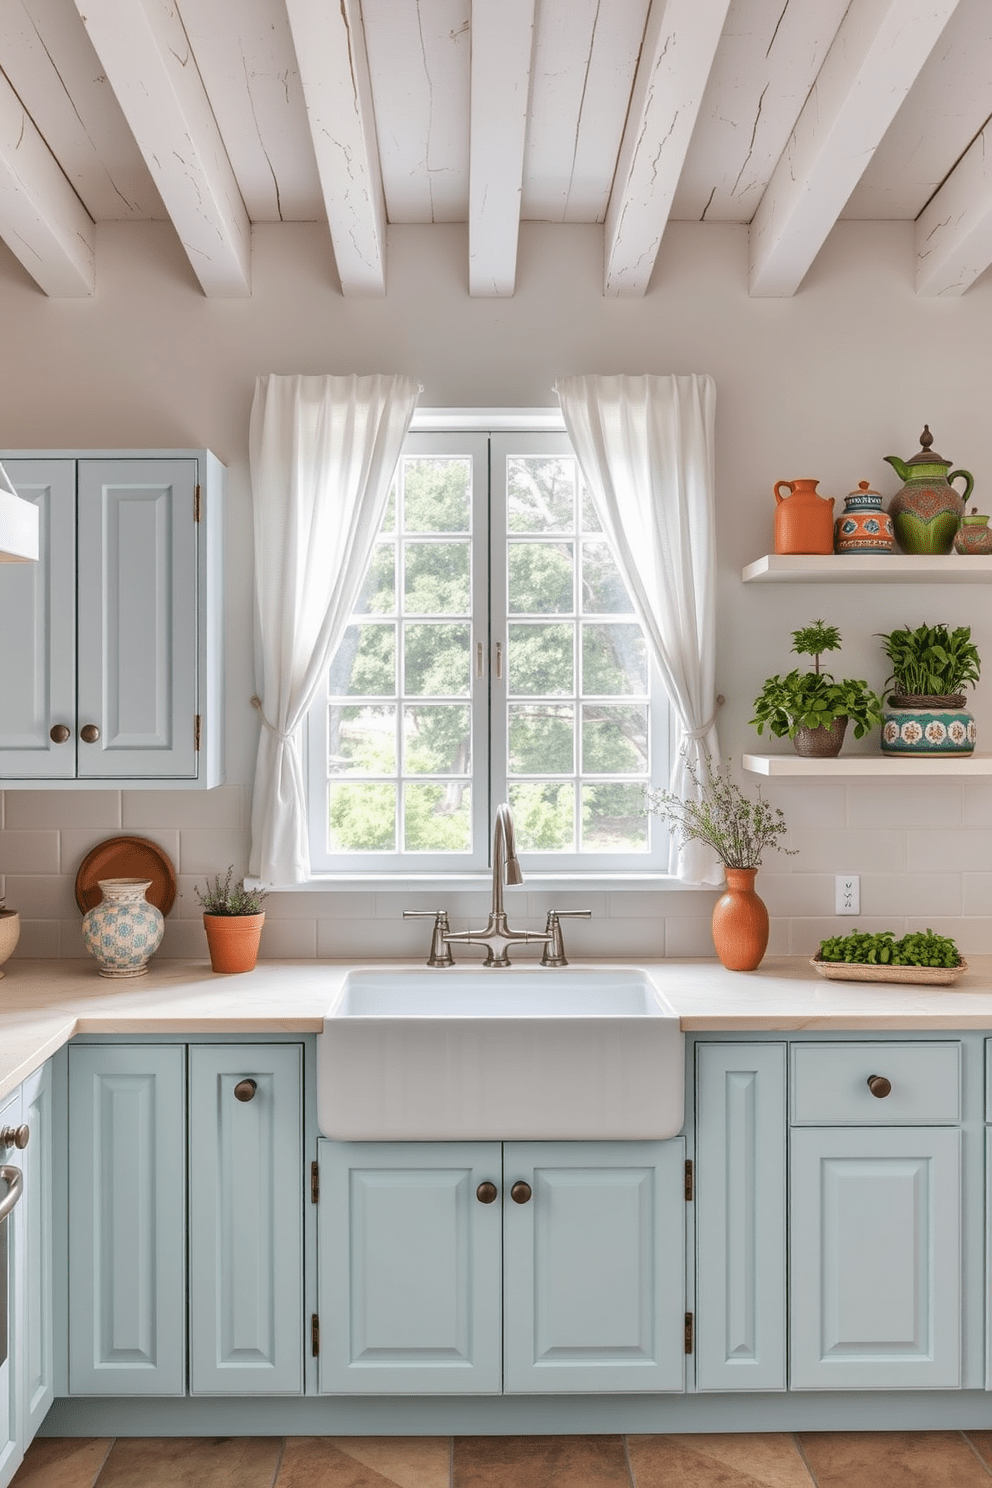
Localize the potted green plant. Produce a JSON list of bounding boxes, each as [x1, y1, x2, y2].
[[750, 620, 884, 757], [195, 867, 268, 973], [647, 755, 797, 971], [877, 621, 980, 756]]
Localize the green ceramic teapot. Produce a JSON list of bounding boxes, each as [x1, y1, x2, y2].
[[884, 425, 973, 554]]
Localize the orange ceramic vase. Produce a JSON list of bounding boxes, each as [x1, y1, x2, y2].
[[203, 912, 265, 973], [711, 868, 769, 972], [773, 479, 835, 554]]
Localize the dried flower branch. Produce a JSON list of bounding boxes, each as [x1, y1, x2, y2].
[[646, 755, 798, 869]]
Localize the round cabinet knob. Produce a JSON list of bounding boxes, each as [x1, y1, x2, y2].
[[234, 1079, 257, 1102], [49, 724, 71, 744], [867, 1074, 892, 1099], [510, 1180, 532, 1205], [79, 724, 100, 743], [476, 1182, 498, 1205], [0, 1124, 29, 1150]]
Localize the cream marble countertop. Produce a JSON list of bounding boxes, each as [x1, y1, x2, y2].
[[1, 954, 991, 1104]]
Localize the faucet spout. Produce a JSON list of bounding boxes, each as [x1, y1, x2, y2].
[[492, 802, 523, 916]]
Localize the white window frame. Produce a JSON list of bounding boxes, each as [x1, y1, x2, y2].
[[304, 411, 673, 886]]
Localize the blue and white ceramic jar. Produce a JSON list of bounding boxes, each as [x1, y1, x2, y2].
[[82, 877, 165, 977]]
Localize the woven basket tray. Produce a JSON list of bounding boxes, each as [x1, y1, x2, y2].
[[810, 955, 969, 987]]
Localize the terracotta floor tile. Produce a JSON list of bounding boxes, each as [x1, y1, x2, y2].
[[966, 1433, 992, 1470], [11, 1439, 112, 1488], [277, 1437, 449, 1488], [626, 1433, 814, 1487], [797, 1431, 992, 1487], [94, 1437, 282, 1488], [453, 1435, 630, 1488]]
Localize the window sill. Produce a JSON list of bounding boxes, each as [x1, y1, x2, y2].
[[251, 871, 699, 895]]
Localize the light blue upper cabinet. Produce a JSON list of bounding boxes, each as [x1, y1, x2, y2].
[[0, 451, 224, 788], [67, 1045, 187, 1396], [694, 1044, 787, 1392], [188, 1045, 304, 1395], [503, 1140, 686, 1394], [318, 1140, 503, 1395]]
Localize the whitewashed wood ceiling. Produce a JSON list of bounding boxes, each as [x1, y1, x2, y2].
[[0, 0, 990, 299]]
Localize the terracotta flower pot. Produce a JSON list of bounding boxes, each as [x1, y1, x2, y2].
[[711, 867, 769, 972], [203, 912, 265, 973]]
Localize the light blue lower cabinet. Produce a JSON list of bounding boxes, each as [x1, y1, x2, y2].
[[789, 1126, 962, 1389], [67, 1045, 187, 1395], [20, 1060, 54, 1437], [694, 1044, 787, 1392], [188, 1045, 303, 1394], [317, 1138, 686, 1396], [0, 1087, 23, 1487]]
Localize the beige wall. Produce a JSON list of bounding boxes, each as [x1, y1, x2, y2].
[[1, 217, 990, 961]]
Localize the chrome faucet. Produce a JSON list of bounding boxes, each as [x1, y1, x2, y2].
[[405, 804, 592, 967]]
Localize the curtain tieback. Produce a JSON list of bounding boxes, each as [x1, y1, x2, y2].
[[683, 694, 725, 741], [251, 695, 296, 744]]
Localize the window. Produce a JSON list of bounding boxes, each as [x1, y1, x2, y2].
[[306, 428, 669, 876]]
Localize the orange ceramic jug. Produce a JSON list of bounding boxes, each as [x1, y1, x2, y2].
[[773, 479, 835, 555]]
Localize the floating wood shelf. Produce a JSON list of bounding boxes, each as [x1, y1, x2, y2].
[[742, 554, 992, 584], [743, 752, 992, 778]]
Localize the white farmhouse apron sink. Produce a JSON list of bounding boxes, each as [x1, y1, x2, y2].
[[318, 965, 684, 1141]]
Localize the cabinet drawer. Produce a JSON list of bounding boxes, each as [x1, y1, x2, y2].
[[791, 1043, 960, 1124]]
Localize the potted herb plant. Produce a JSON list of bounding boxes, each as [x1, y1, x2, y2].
[[647, 755, 797, 971], [877, 621, 980, 756], [195, 867, 268, 973], [750, 620, 884, 757]]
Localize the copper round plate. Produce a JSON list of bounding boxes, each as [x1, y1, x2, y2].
[[75, 836, 177, 917]]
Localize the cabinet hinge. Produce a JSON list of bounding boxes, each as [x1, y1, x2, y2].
[[684, 1312, 694, 1355], [311, 1160, 319, 1204], [194, 714, 201, 752], [684, 1159, 693, 1202], [311, 1313, 320, 1357], [194, 484, 202, 522]]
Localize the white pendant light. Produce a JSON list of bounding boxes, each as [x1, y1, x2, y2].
[[0, 462, 38, 562]]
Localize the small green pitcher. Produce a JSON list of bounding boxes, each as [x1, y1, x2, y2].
[[884, 425, 973, 554]]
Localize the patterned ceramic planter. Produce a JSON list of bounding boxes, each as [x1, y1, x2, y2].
[[834, 482, 894, 554], [82, 877, 165, 977], [881, 695, 976, 757]]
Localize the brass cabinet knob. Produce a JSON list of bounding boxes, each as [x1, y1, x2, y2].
[[0, 1124, 29, 1150], [867, 1074, 892, 1099], [80, 724, 100, 743], [476, 1182, 498, 1205], [510, 1180, 532, 1205], [49, 724, 71, 744], [234, 1079, 257, 1102]]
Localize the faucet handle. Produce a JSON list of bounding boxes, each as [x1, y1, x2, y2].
[[403, 909, 455, 968], [540, 909, 593, 967]]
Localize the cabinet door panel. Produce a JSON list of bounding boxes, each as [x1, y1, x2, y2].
[[790, 1127, 961, 1389], [20, 1061, 53, 1438], [76, 459, 197, 778], [68, 1046, 186, 1395], [188, 1045, 303, 1394], [503, 1140, 685, 1394], [318, 1140, 502, 1394], [0, 1090, 22, 1488], [0, 461, 75, 777], [695, 1043, 786, 1391]]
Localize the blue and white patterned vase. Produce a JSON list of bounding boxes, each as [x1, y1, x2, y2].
[[881, 695, 976, 757], [82, 877, 165, 978]]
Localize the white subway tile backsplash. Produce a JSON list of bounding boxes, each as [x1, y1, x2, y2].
[[759, 872, 835, 917], [11, 919, 60, 958], [259, 917, 317, 959], [663, 917, 713, 958], [266, 889, 374, 920], [789, 828, 905, 874], [760, 780, 847, 827], [864, 873, 962, 916], [846, 781, 963, 829], [906, 829, 992, 874], [903, 916, 992, 954], [0, 831, 60, 874], [123, 786, 247, 830], [4, 874, 77, 920], [963, 875, 992, 916], [177, 829, 249, 876], [3, 790, 122, 831], [158, 918, 210, 960]]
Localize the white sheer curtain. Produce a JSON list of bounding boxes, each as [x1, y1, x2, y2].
[[248, 373, 421, 886], [555, 373, 722, 885]]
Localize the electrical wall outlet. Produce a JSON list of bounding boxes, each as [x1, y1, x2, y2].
[[835, 875, 860, 915]]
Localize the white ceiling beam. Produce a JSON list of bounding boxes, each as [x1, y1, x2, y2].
[[915, 122, 992, 295], [0, 66, 94, 296], [71, 0, 250, 298], [469, 0, 536, 296], [283, 0, 386, 297], [604, 0, 730, 297], [749, 0, 963, 298]]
